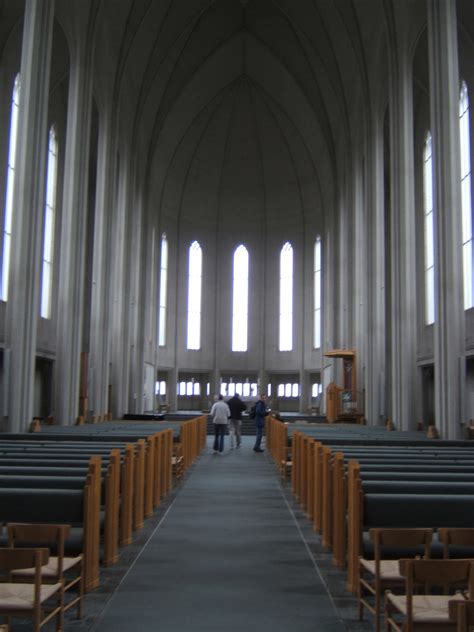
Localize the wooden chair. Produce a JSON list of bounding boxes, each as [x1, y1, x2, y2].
[[385, 559, 474, 632], [172, 443, 184, 482], [0, 547, 63, 632], [7, 523, 83, 619], [439, 528, 474, 559], [358, 527, 432, 632], [279, 443, 292, 483], [449, 599, 474, 631]]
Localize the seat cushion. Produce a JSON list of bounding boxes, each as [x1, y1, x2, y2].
[[11, 554, 82, 578], [387, 592, 465, 622], [0, 581, 62, 609], [360, 558, 402, 580]]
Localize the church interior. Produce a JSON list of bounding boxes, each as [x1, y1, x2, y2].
[[0, 1, 473, 631]]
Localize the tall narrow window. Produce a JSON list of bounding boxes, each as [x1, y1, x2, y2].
[[232, 245, 249, 351], [1, 74, 21, 302], [423, 131, 435, 325], [460, 81, 473, 309], [279, 241, 293, 351], [187, 240, 202, 349], [314, 236, 322, 348], [158, 234, 168, 345], [40, 126, 58, 318]]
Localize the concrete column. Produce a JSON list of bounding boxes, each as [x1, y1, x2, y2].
[[365, 118, 386, 426], [427, 0, 465, 438], [128, 188, 146, 414], [387, 44, 417, 430], [299, 369, 309, 414], [109, 156, 132, 418], [4, 0, 55, 432], [54, 21, 93, 425], [168, 367, 178, 412], [89, 113, 115, 420], [258, 369, 268, 397], [336, 178, 350, 347], [210, 369, 221, 400]]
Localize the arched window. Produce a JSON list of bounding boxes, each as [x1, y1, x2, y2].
[[279, 241, 293, 351], [314, 236, 322, 348], [187, 240, 202, 350], [232, 245, 249, 351], [460, 81, 473, 309], [40, 126, 58, 319], [423, 131, 435, 325], [1, 74, 21, 302], [158, 234, 168, 346]]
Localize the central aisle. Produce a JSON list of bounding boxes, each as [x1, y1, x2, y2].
[[92, 438, 346, 631]]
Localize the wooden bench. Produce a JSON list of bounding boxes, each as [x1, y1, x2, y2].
[[346, 460, 474, 592], [0, 462, 100, 591]]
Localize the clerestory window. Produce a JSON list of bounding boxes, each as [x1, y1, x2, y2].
[[158, 234, 168, 346], [423, 131, 435, 325], [40, 126, 58, 319], [187, 241, 202, 350], [232, 245, 249, 351], [279, 242, 293, 351], [314, 236, 322, 348], [1, 74, 21, 302], [460, 81, 473, 309]]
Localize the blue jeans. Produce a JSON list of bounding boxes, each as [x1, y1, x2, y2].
[[254, 422, 264, 449], [213, 424, 226, 452]]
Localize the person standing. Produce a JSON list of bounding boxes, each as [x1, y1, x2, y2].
[[253, 393, 269, 453], [227, 391, 247, 449], [210, 394, 231, 454]]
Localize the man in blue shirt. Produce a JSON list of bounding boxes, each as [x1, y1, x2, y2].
[[253, 393, 269, 453]]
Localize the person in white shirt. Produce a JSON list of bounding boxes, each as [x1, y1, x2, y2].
[[210, 394, 231, 454]]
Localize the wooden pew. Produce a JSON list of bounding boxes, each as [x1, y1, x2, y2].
[[0, 449, 122, 569], [0, 465, 100, 591], [346, 461, 474, 592]]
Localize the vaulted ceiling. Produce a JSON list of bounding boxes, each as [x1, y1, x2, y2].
[[88, 0, 389, 228]]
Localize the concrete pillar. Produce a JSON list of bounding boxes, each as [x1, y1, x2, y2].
[[258, 369, 268, 397], [128, 189, 146, 414], [109, 155, 132, 418], [387, 42, 417, 430], [89, 113, 115, 419], [55, 19, 93, 425], [365, 118, 386, 426], [4, 0, 55, 432], [427, 0, 465, 438], [210, 369, 221, 400], [299, 369, 309, 414], [168, 367, 178, 412]]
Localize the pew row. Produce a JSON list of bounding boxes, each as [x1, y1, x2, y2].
[[0, 457, 101, 591]]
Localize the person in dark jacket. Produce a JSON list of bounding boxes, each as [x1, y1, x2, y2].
[[227, 391, 247, 449], [253, 393, 269, 453]]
